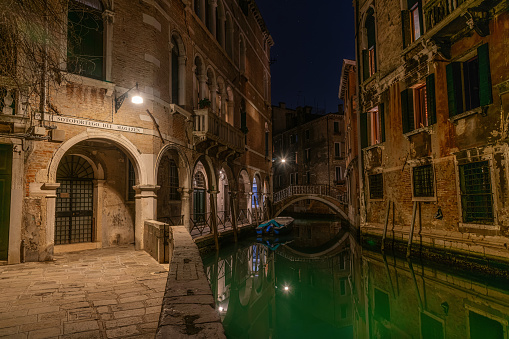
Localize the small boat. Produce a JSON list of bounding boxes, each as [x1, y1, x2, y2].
[[256, 217, 294, 236]]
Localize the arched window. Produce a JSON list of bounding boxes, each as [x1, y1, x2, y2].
[[194, 0, 201, 17], [171, 37, 179, 104], [67, 0, 104, 79], [216, 1, 225, 47], [169, 160, 180, 200], [362, 8, 376, 81], [251, 176, 259, 208]]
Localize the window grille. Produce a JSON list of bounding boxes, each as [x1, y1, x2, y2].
[[369, 173, 383, 199], [459, 161, 494, 223], [128, 160, 136, 201], [169, 160, 180, 201], [413, 165, 434, 197]]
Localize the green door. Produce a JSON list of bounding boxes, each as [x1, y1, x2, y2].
[[0, 144, 12, 260], [193, 189, 206, 222]]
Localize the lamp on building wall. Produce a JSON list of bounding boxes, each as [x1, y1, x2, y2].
[[115, 83, 144, 113]]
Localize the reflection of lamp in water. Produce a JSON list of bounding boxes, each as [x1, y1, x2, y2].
[[219, 306, 224, 312]]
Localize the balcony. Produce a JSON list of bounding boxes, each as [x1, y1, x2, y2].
[[193, 108, 245, 157], [423, 0, 492, 46]]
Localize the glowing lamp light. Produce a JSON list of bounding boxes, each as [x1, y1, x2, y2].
[[284, 286, 290, 291], [218, 307, 224, 312], [281, 158, 286, 163], [131, 94, 143, 104]]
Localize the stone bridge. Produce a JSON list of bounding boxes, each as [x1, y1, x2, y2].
[[272, 185, 349, 220]]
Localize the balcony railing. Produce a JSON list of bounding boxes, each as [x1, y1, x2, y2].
[[424, 0, 466, 31], [193, 108, 245, 152]]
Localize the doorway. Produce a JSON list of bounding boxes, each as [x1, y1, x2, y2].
[[0, 144, 12, 260]]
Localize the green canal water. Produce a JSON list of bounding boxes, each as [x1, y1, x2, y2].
[[201, 218, 509, 339]]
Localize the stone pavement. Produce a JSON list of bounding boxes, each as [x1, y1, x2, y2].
[[0, 246, 169, 339]]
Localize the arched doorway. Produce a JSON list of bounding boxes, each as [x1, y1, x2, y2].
[[193, 166, 207, 223], [55, 155, 95, 244], [157, 152, 181, 223]]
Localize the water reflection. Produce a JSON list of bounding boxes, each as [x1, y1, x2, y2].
[[202, 219, 509, 339]]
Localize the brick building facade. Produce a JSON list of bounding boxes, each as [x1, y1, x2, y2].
[[354, 0, 509, 258], [0, 0, 273, 263], [272, 103, 346, 214]]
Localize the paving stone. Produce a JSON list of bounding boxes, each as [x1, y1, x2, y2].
[[0, 325, 19, 336], [104, 316, 143, 329], [60, 330, 101, 339], [20, 320, 62, 332], [110, 302, 145, 312], [113, 308, 145, 319], [27, 326, 61, 339], [106, 325, 140, 338], [63, 320, 99, 334], [0, 315, 38, 329], [27, 306, 60, 315]]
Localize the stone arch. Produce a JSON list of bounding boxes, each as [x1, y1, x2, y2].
[[154, 144, 191, 189], [47, 131, 146, 185], [274, 196, 348, 220], [237, 169, 250, 212]]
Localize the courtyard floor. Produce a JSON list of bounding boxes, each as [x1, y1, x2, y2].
[[0, 246, 169, 339]]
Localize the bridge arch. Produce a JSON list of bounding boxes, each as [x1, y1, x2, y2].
[[274, 196, 348, 221]]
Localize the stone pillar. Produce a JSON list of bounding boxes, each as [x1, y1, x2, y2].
[[198, 74, 208, 101], [180, 189, 191, 231], [134, 185, 160, 250], [229, 190, 238, 242], [199, 0, 206, 22], [209, 190, 219, 250], [8, 141, 24, 264], [93, 179, 105, 245], [41, 183, 61, 261], [227, 101, 234, 125], [247, 192, 253, 224], [210, 85, 217, 113], [178, 56, 187, 106], [102, 10, 115, 82], [209, 0, 217, 38]]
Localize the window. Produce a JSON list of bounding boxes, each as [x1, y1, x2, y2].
[[410, 1, 422, 41], [369, 173, 383, 199], [421, 313, 444, 339], [294, 152, 298, 164], [335, 167, 342, 182], [290, 134, 298, 144], [67, 0, 104, 79], [278, 175, 281, 187], [334, 121, 340, 134], [374, 288, 390, 321], [469, 311, 503, 339], [306, 171, 310, 184], [168, 160, 180, 201], [447, 44, 492, 117], [128, 160, 136, 201], [295, 173, 299, 185], [401, 75, 437, 133], [238, 0, 249, 16], [171, 37, 180, 104], [290, 173, 294, 185], [335, 142, 341, 158], [413, 165, 434, 198], [305, 148, 310, 163], [459, 161, 494, 224], [362, 8, 376, 81], [340, 279, 346, 295], [305, 129, 310, 140], [361, 106, 385, 148]]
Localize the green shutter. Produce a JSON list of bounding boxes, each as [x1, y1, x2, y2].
[[401, 88, 414, 133], [362, 50, 369, 81], [446, 62, 463, 116], [401, 11, 411, 49], [361, 113, 368, 149], [380, 103, 386, 142], [426, 73, 437, 125], [478, 43, 493, 107]]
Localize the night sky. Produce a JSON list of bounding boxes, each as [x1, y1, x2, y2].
[[255, 0, 356, 114]]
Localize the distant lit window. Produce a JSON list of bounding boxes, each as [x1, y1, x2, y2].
[[369, 173, 383, 199], [459, 161, 494, 224], [412, 164, 434, 198]]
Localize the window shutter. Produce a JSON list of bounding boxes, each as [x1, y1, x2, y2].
[[380, 103, 386, 142], [418, 2, 424, 35], [360, 113, 368, 149], [446, 62, 463, 116], [362, 50, 369, 81], [478, 43, 493, 107], [241, 110, 246, 129], [401, 11, 411, 49], [426, 73, 437, 125], [401, 88, 414, 133]]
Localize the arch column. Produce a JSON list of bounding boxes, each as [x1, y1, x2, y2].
[[247, 192, 253, 224], [180, 189, 192, 231], [178, 56, 187, 105], [102, 10, 115, 82], [210, 84, 218, 112], [198, 74, 208, 101], [229, 190, 238, 241], [41, 183, 60, 260], [93, 179, 105, 245], [227, 101, 234, 125], [134, 184, 160, 250], [199, 0, 206, 22], [209, 190, 219, 249]]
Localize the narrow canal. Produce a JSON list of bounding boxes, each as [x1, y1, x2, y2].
[[202, 217, 509, 339]]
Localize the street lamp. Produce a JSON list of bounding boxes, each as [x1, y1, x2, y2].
[[281, 158, 286, 163], [115, 82, 144, 113]]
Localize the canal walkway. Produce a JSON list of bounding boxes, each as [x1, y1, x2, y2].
[[0, 246, 168, 339]]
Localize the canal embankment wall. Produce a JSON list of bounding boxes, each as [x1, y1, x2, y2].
[[155, 224, 226, 338]]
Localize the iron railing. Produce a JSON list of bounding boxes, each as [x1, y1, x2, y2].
[[424, 0, 466, 31], [193, 108, 245, 152]]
